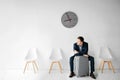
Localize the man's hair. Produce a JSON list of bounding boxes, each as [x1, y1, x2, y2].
[[77, 36, 84, 42]]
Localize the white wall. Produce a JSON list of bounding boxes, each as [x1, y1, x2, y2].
[[0, 0, 120, 70]]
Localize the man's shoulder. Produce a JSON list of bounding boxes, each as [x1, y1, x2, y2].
[[84, 42, 88, 44], [74, 42, 88, 46], [74, 43, 77, 45], [83, 42, 88, 45]]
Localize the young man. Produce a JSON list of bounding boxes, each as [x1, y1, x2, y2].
[[69, 36, 96, 79]]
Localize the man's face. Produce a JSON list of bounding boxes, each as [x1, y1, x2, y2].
[[77, 39, 83, 46]]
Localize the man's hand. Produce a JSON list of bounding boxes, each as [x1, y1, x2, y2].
[[74, 50, 79, 54], [83, 54, 89, 57]]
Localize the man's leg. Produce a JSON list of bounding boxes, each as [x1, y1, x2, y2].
[[69, 53, 80, 78], [88, 56, 95, 73], [88, 56, 96, 79], [70, 55, 74, 73]]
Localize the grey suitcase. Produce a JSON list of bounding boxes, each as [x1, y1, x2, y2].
[[74, 56, 89, 77]]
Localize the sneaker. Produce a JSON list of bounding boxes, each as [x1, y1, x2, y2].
[[90, 73, 96, 79]]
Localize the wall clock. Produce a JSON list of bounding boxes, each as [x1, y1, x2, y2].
[[61, 11, 78, 28]]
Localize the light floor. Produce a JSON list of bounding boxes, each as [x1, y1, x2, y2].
[[0, 69, 120, 80]]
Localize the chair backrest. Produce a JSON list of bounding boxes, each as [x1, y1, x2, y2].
[[99, 47, 112, 61], [25, 48, 38, 61], [49, 48, 63, 61]]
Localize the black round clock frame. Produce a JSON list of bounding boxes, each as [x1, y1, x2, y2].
[[61, 11, 78, 28]]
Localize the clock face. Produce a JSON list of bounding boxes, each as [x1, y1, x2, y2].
[[61, 11, 78, 28]]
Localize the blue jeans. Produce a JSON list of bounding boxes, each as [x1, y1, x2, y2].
[[69, 53, 95, 73]]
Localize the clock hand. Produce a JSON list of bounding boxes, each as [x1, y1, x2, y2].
[[66, 13, 72, 22], [64, 19, 72, 22]]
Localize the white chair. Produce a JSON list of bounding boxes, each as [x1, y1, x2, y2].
[[98, 47, 115, 73], [49, 48, 63, 73], [23, 48, 39, 73]]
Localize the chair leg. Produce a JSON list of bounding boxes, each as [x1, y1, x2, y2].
[[101, 61, 105, 73], [23, 61, 39, 74], [33, 61, 39, 71], [108, 61, 111, 70], [49, 62, 54, 74], [23, 62, 28, 73], [32, 62, 36, 73], [109, 61, 115, 73], [99, 61, 103, 70], [58, 61, 62, 73]]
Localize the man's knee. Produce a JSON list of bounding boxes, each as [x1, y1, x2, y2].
[[70, 56, 74, 62], [89, 56, 94, 61]]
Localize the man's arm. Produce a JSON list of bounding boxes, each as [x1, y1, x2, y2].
[[73, 43, 79, 54], [81, 43, 89, 57], [73, 50, 79, 54], [82, 43, 88, 54]]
